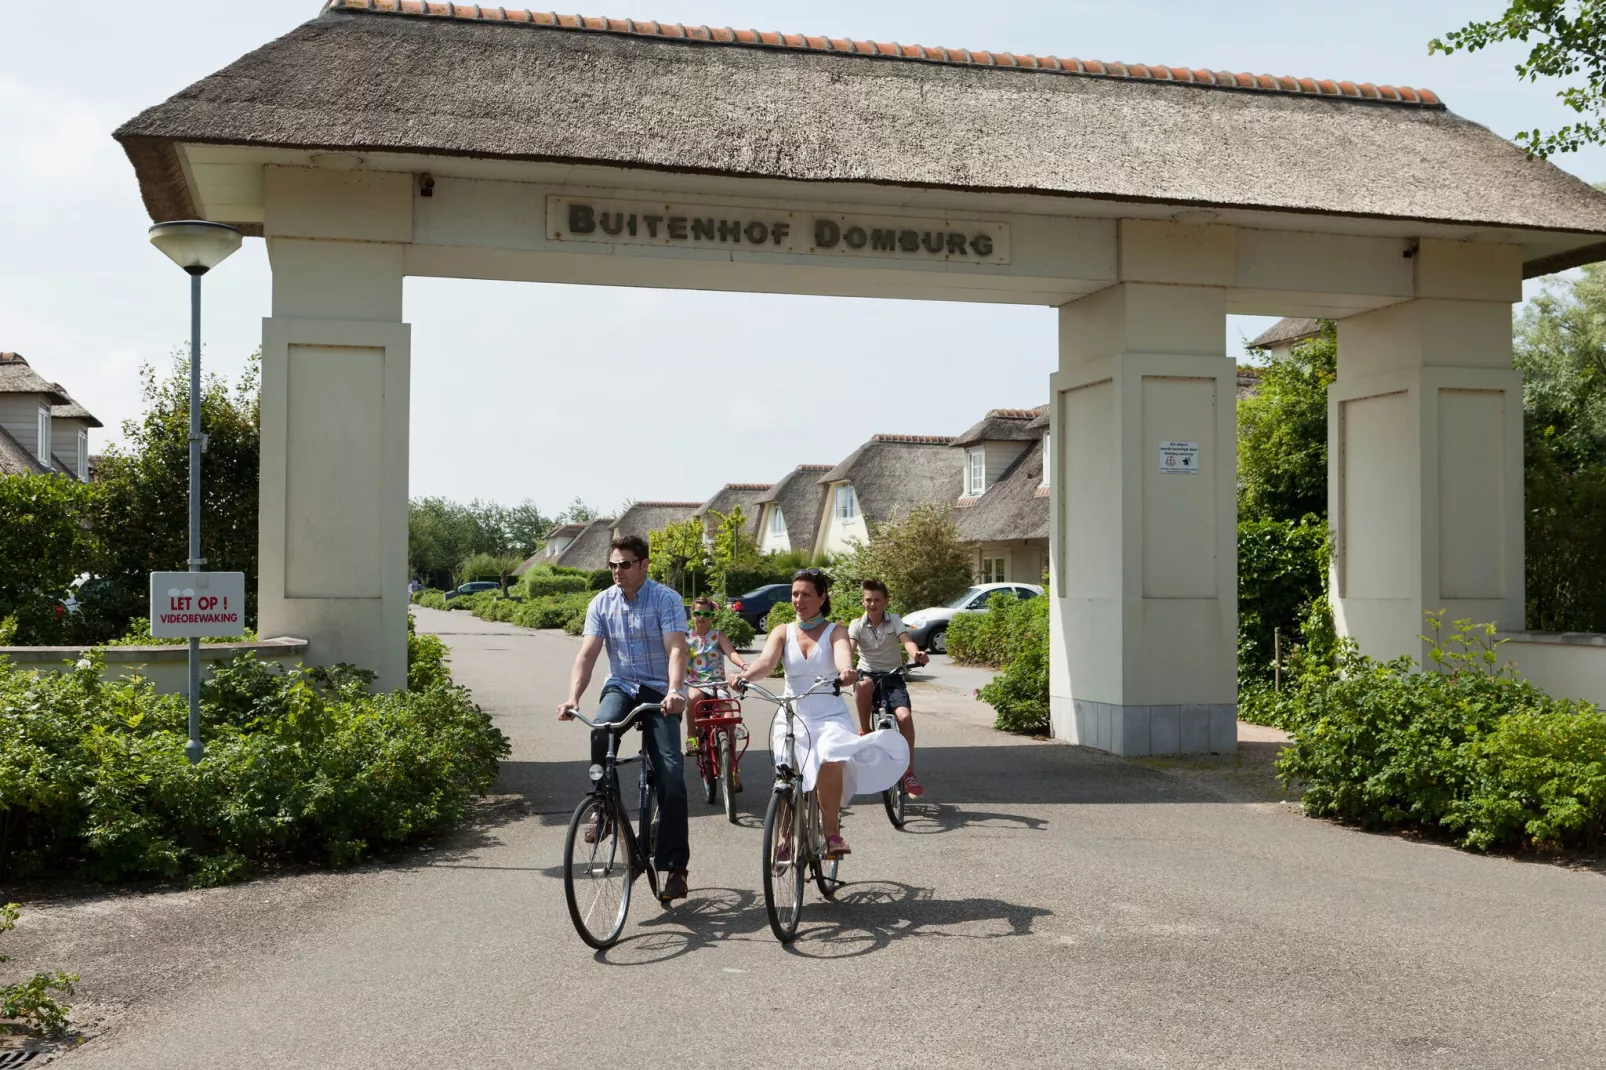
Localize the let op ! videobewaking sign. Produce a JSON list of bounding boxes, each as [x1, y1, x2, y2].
[[149, 572, 246, 639]]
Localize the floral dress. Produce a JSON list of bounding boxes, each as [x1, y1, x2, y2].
[[688, 629, 727, 687]]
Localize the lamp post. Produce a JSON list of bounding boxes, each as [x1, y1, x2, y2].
[[148, 220, 243, 764]]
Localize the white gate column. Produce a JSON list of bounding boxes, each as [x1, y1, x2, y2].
[[259, 217, 411, 688], [1049, 282, 1237, 755], [1331, 242, 1525, 664]]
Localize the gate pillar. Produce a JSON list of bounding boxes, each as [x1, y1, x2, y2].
[[1049, 283, 1237, 754], [259, 236, 410, 689]]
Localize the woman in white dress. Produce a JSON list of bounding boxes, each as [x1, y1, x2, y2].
[[731, 569, 910, 858]]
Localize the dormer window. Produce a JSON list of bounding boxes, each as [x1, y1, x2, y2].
[[36, 406, 50, 465], [1041, 433, 1050, 488], [966, 447, 985, 496], [769, 507, 786, 535], [834, 485, 857, 520]]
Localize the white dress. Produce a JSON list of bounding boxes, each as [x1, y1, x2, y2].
[[770, 622, 910, 805]]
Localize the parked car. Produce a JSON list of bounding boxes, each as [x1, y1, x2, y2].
[[726, 583, 793, 630], [445, 581, 502, 600], [902, 582, 1043, 654]]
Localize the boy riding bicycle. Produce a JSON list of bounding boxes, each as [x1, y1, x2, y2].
[[847, 579, 929, 798]]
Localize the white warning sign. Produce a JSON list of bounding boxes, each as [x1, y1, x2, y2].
[[1158, 441, 1200, 474]]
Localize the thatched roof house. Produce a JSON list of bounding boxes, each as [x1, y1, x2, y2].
[[613, 501, 704, 542], [955, 440, 1049, 545], [552, 516, 616, 570], [755, 465, 834, 557], [114, 1, 1606, 273], [0, 354, 97, 482], [815, 435, 960, 556], [1247, 317, 1322, 356], [692, 483, 771, 537]]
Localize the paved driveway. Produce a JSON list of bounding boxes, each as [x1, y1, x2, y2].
[[37, 607, 1606, 1068]]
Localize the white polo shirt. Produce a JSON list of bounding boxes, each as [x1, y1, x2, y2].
[[849, 612, 910, 672]]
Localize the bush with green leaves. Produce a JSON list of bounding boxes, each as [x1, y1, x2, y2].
[[1272, 614, 1606, 853], [0, 903, 76, 1037], [100, 617, 257, 647], [698, 607, 755, 650], [586, 569, 614, 591], [0, 474, 96, 645], [412, 589, 449, 610], [0, 648, 507, 884], [522, 573, 589, 598], [407, 622, 450, 691], [1237, 516, 1328, 686], [511, 593, 593, 631], [976, 594, 1050, 733], [844, 502, 972, 616], [947, 592, 1040, 668]]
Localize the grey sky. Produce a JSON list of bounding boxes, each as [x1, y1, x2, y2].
[[4, 1, 1600, 512]]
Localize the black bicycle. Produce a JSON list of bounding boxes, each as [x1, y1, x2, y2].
[[864, 664, 914, 828], [733, 675, 846, 943], [559, 701, 664, 950]]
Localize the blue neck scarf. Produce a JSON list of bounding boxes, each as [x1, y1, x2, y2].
[[797, 612, 827, 630]]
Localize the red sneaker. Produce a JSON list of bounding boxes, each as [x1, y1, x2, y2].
[[902, 774, 925, 798]]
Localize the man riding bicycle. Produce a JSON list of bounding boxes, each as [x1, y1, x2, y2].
[[556, 535, 691, 902], [848, 578, 929, 798]]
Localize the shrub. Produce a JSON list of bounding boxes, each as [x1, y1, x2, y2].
[[0, 474, 96, 645], [976, 595, 1050, 733], [586, 569, 614, 591], [563, 614, 587, 636], [413, 589, 449, 610], [848, 502, 972, 615], [765, 601, 797, 632], [0, 651, 508, 883], [102, 617, 256, 647], [708, 608, 755, 650], [522, 573, 588, 598], [1237, 516, 1328, 686], [945, 592, 1039, 667], [511, 593, 593, 631], [1274, 615, 1606, 853], [407, 622, 450, 691]]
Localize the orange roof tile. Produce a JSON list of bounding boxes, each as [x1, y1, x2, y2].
[[871, 434, 956, 445], [323, 1, 1440, 105]]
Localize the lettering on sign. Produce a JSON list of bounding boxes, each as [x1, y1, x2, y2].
[[547, 196, 1010, 264], [149, 572, 247, 639], [1158, 441, 1201, 474]]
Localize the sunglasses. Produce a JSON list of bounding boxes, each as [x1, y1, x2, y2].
[[691, 610, 716, 618], [607, 559, 639, 571]]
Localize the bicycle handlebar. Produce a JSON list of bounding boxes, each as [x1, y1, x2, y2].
[[562, 702, 663, 733], [732, 675, 842, 706]]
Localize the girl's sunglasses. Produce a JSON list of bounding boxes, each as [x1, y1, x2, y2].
[[691, 610, 716, 618]]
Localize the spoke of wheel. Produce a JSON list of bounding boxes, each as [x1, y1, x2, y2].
[[564, 796, 631, 949], [763, 785, 803, 942]]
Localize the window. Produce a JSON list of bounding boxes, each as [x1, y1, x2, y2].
[[1041, 433, 1051, 488], [768, 506, 786, 535], [982, 557, 1006, 583], [1013, 587, 1038, 601], [834, 485, 856, 520], [966, 447, 986, 495], [35, 406, 50, 464], [76, 429, 88, 481]]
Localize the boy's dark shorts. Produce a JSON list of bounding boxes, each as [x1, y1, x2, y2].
[[866, 672, 911, 714]]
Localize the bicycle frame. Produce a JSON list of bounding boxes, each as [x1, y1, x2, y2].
[[571, 703, 662, 884]]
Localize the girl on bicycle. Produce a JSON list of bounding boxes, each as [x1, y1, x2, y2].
[[731, 569, 909, 858], [686, 596, 748, 754]]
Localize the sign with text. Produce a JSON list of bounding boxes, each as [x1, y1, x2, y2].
[[1158, 441, 1200, 474], [547, 196, 1011, 265], [149, 572, 246, 638]]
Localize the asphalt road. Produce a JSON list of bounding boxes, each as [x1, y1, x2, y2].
[[34, 607, 1606, 1068]]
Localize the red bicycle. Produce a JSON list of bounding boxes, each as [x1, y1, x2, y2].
[[690, 686, 748, 823]]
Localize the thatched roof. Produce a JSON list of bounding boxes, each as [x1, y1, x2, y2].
[[49, 386, 102, 428], [1026, 410, 1048, 432], [952, 407, 1047, 448], [0, 426, 50, 477], [552, 516, 616, 570], [544, 522, 587, 540], [1247, 317, 1321, 349], [693, 483, 772, 535], [820, 434, 962, 527], [0, 355, 68, 404], [955, 438, 1049, 544], [613, 501, 703, 541], [1236, 368, 1263, 401], [113, 3, 1606, 273], [756, 464, 833, 556]]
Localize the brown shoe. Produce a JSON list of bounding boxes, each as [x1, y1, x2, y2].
[[582, 810, 611, 844], [660, 869, 689, 901]]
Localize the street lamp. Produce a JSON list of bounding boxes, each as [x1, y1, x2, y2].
[[148, 220, 243, 764]]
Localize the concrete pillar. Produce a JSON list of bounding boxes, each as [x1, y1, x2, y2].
[[1048, 282, 1237, 755], [258, 167, 413, 689], [1331, 241, 1525, 663]]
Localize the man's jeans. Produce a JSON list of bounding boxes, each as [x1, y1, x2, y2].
[[590, 683, 689, 872]]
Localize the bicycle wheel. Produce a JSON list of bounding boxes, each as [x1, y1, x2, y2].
[[762, 783, 805, 942], [563, 795, 631, 949], [882, 783, 906, 828], [699, 731, 718, 806], [810, 794, 843, 899], [718, 729, 738, 824]]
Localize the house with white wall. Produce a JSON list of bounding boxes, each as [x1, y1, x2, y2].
[[813, 435, 960, 557], [755, 464, 833, 556], [1247, 317, 1321, 360], [954, 408, 1051, 584], [513, 520, 587, 575], [551, 516, 617, 570], [0, 353, 100, 482]]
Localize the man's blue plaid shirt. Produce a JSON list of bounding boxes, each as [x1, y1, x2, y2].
[[582, 578, 688, 696]]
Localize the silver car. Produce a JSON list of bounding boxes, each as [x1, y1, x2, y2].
[[902, 582, 1043, 653]]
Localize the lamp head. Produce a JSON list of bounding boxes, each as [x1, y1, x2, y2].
[[148, 220, 243, 276]]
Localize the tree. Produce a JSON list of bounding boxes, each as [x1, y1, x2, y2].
[[0, 475, 95, 644], [1431, 2, 1606, 158], [852, 502, 972, 614], [648, 518, 709, 595], [502, 500, 554, 557], [88, 353, 260, 640], [561, 497, 598, 524], [708, 506, 762, 594], [408, 497, 554, 588], [459, 551, 524, 593], [1237, 324, 1336, 523]]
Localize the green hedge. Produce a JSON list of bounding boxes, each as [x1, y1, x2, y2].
[[522, 574, 589, 598], [1264, 617, 1606, 853], [704, 608, 755, 651], [946, 592, 1039, 667], [971, 595, 1050, 733], [1238, 516, 1328, 686], [586, 569, 614, 591], [511, 592, 593, 631], [413, 589, 449, 610], [0, 633, 507, 884]]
